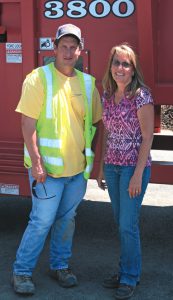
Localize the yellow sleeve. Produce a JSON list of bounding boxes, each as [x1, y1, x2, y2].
[[92, 87, 102, 124], [15, 69, 44, 119]]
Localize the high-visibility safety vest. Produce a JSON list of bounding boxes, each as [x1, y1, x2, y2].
[[24, 62, 96, 180]]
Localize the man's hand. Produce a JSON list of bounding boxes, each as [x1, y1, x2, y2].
[[31, 158, 47, 183]]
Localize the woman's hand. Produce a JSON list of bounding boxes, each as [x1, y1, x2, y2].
[[128, 173, 142, 198], [97, 168, 107, 190]]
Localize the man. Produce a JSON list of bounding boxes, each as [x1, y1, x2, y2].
[[12, 23, 102, 295]]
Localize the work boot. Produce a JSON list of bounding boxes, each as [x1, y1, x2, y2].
[[12, 274, 35, 295], [49, 268, 78, 288], [115, 284, 135, 299], [103, 274, 120, 288], [103, 274, 140, 289]]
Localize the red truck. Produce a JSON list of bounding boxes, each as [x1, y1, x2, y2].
[[0, 0, 173, 196]]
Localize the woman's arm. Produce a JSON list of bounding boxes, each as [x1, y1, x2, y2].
[[128, 103, 154, 198]]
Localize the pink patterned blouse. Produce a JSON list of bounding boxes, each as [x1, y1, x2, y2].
[[102, 87, 153, 166]]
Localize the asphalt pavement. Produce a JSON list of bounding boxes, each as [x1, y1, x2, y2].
[[0, 180, 173, 300]]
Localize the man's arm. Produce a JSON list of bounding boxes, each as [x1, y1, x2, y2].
[[22, 114, 47, 183]]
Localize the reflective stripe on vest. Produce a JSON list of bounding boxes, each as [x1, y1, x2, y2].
[[83, 73, 92, 109], [24, 146, 63, 167], [85, 164, 93, 174], [75, 69, 95, 179], [39, 138, 62, 148], [42, 65, 53, 119], [43, 156, 63, 166], [85, 148, 93, 157]]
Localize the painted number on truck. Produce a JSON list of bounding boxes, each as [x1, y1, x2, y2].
[[44, 0, 135, 19]]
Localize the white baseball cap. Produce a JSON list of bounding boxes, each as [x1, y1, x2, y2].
[[55, 24, 81, 42]]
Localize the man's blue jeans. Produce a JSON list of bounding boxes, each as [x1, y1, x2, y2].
[[104, 164, 151, 286], [13, 170, 87, 276]]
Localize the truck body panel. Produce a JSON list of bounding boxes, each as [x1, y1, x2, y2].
[[0, 0, 173, 195]]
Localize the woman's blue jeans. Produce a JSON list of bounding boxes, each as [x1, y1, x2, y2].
[[104, 164, 151, 286], [13, 170, 87, 276]]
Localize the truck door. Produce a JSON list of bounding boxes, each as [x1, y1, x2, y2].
[[0, 0, 36, 196]]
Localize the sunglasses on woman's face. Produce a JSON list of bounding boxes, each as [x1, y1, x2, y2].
[[112, 59, 132, 69]]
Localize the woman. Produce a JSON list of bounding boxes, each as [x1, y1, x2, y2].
[[97, 44, 154, 299]]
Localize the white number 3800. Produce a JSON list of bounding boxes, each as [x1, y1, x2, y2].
[[44, 0, 135, 19]]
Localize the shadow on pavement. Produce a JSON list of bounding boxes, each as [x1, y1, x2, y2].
[[0, 197, 172, 299]]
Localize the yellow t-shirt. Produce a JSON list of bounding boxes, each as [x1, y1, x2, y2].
[[16, 67, 102, 177]]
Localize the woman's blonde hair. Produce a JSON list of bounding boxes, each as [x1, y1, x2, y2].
[[102, 43, 148, 98]]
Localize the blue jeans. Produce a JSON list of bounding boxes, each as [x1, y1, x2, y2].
[[13, 170, 87, 276], [104, 164, 151, 286]]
